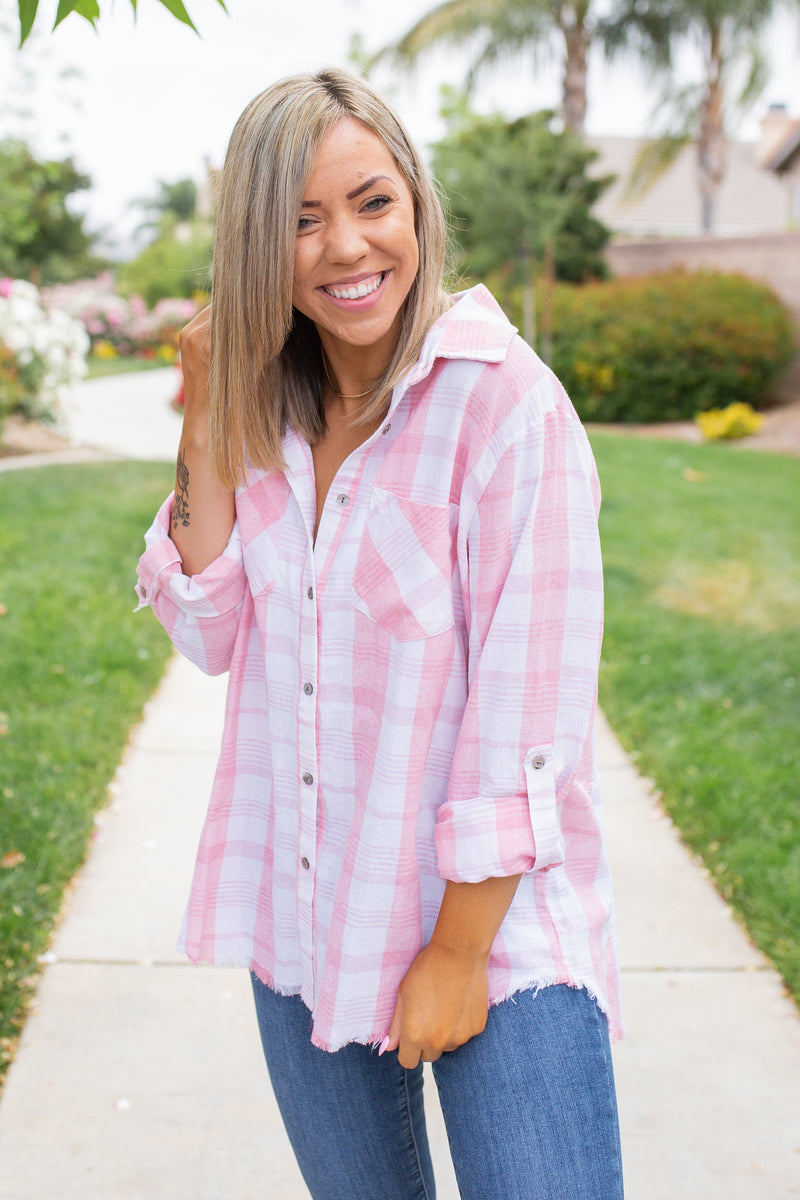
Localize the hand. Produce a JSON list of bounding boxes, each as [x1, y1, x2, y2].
[[384, 942, 490, 1069]]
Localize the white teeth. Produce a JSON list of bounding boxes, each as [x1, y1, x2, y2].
[[325, 273, 383, 300]]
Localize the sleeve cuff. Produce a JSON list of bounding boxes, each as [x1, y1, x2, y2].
[[434, 745, 565, 882], [135, 493, 244, 615]]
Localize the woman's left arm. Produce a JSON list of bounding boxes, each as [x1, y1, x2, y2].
[[385, 874, 522, 1068]]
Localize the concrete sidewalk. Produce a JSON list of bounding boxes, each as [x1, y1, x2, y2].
[[1, 655, 798, 1199]]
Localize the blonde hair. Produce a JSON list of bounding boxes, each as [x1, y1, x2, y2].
[[209, 68, 449, 486]]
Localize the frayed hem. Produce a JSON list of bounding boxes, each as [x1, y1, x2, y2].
[[177, 954, 625, 1046], [308, 1030, 389, 1054]]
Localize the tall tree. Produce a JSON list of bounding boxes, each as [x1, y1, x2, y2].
[[133, 177, 198, 237], [0, 138, 106, 283], [606, 0, 800, 231], [431, 95, 612, 349], [375, 0, 672, 134]]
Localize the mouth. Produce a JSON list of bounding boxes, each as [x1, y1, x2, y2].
[[321, 271, 386, 301]]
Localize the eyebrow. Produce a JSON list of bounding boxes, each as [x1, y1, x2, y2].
[[300, 175, 393, 208], [346, 175, 391, 200]]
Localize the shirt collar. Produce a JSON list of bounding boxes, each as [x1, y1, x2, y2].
[[397, 284, 518, 401]]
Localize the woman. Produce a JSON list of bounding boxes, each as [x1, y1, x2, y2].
[[137, 68, 624, 1200]]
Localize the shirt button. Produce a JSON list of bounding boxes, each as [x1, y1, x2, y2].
[[307, 586, 314, 599], [301, 857, 310, 870], [532, 755, 546, 769], [303, 682, 314, 696], [302, 772, 314, 786], [336, 493, 349, 506]]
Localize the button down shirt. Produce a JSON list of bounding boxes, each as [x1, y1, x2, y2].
[[136, 285, 622, 1051]]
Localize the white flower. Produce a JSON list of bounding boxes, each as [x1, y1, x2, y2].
[[1, 279, 89, 417]]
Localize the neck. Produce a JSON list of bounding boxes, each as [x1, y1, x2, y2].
[[318, 321, 400, 408], [320, 347, 380, 411]]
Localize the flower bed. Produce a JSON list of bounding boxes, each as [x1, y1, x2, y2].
[[43, 274, 202, 365]]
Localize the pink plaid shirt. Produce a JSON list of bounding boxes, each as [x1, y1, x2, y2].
[[136, 285, 622, 1050]]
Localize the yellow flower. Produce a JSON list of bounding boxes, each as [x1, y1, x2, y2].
[[695, 402, 763, 441], [92, 340, 118, 360]]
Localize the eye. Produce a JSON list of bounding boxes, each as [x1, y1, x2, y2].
[[362, 194, 392, 213], [297, 214, 317, 233]]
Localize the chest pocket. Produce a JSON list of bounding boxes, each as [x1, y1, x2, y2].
[[352, 487, 455, 641]]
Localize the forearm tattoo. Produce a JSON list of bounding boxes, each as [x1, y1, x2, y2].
[[173, 448, 190, 529]]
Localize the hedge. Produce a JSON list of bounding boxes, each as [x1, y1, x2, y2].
[[549, 270, 796, 423]]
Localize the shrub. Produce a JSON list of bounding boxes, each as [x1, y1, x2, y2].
[[116, 226, 212, 307], [550, 271, 796, 423]]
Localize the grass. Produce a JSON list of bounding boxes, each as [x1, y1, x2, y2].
[[0, 461, 175, 1080], [86, 356, 175, 379], [590, 432, 800, 1003]]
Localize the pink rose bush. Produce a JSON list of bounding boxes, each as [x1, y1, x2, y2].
[[43, 275, 202, 363]]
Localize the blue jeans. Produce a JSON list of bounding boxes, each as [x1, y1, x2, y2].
[[250, 976, 624, 1199]]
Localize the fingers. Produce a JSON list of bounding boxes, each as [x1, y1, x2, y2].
[[380, 997, 402, 1057], [179, 306, 212, 372], [396, 1021, 471, 1069]]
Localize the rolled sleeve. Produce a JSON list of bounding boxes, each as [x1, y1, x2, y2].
[[434, 746, 564, 882], [434, 794, 537, 882], [436, 397, 603, 883], [135, 493, 247, 675]]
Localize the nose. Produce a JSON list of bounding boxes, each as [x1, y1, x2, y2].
[[324, 213, 368, 264]]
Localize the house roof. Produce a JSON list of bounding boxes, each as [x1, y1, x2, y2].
[[587, 136, 790, 237]]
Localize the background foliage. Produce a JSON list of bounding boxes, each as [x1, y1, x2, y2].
[[431, 99, 613, 286], [15, 0, 227, 46], [549, 270, 796, 422], [0, 139, 107, 285], [116, 224, 211, 307]]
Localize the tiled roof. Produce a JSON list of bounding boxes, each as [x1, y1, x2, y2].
[[587, 136, 790, 237]]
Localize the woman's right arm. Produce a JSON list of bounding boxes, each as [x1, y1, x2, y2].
[[171, 306, 236, 577]]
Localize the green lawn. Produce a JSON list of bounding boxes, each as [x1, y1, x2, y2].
[[0, 462, 175, 1078], [86, 356, 175, 379], [591, 432, 800, 1002]]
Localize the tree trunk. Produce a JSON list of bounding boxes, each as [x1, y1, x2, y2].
[[697, 20, 726, 233], [522, 264, 536, 350], [561, 14, 590, 134], [540, 241, 555, 366]]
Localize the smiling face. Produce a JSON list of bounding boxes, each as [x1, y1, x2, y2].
[[291, 117, 420, 369]]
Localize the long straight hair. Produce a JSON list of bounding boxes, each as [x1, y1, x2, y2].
[[209, 68, 450, 487]]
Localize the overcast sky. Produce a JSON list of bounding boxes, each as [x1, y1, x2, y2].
[[2, 0, 800, 256]]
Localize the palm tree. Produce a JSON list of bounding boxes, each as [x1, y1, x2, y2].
[[132, 178, 199, 240], [607, 0, 800, 231], [375, 0, 672, 135]]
